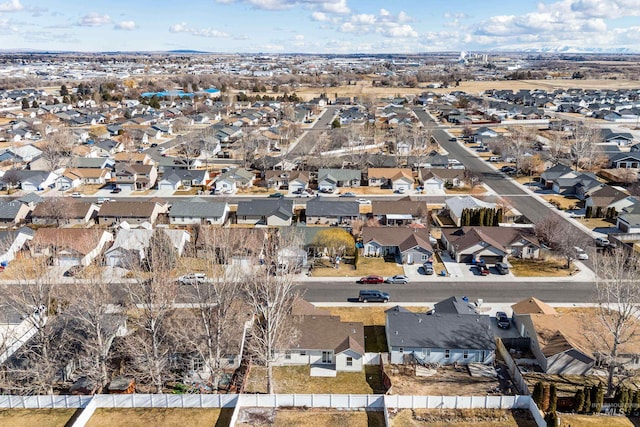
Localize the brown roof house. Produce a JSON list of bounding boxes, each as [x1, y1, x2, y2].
[[31, 201, 99, 227], [29, 228, 113, 267], [113, 163, 158, 191], [367, 168, 414, 193], [442, 226, 540, 264], [97, 200, 168, 227], [362, 226, 433, 265], [370, 199, 427, 226], [273, 300, 365, 376]]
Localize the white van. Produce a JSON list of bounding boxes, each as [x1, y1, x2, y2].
[[489, 156, 502, 162]]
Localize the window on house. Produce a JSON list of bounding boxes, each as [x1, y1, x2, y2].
[[399, 347, 404, 353], [445, 349, 450, 358], [285, 350, 291, 360], [463, 350, 469, 359], [300, 350, 306, 356], [192, 357, 205, 371], [421, 254, 429, 261], [346, 357, 353, 367], [425, 349, 431, 356]]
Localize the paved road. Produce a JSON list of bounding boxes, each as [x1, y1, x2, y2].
[[412, 107, 596, 244], [289, 106, 338, 156], [296, 280, 596, 303]]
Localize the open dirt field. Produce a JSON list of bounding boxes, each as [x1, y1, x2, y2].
[[236, 407, 385, 427], [0, 409, 77, 427], [84, 408, 232, 427], [265, 78, 640, 101], [389, 408, 538, 427], [387, 365, 510, 396]]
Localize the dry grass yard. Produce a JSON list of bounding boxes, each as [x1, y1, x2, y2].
[[509, 258, 577, 277], [236, 407, 385, 427], [558, 413, 637, 427], [0, 409, 77, 427], [85, 408, 232, 427], [310, 256, 403, 277], [389, 408, 538, 427]]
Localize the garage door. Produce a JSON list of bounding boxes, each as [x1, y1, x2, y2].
[[459, 254, 473, 263], [478, 255, 503, 264]]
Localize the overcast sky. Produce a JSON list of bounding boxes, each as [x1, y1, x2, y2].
[[1, 0, 639, 53]]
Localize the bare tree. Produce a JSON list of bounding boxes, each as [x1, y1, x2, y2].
[[123, 229, 179, 393], [590, 250, 640, 396], [179, 227, 248, 391], [245, 229, 302, 394], [505, 126, 534, 177], [570, 124, 602, 171], [36, 197, 73, 227]]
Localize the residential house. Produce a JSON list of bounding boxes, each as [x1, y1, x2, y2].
[[158, 167, 209, 190], [419, 168, 466, 189], [16, 170, 58, 192], [552, 172, 601, 199], [611, 152, 640, 169], [317, 168, 361, 193], [214, 168, 255, 194], [194, 227, 266, 261], [367, 168, 414, 193], [273, 300, 365, 375], [97, 200, 168, 227], [361, 227, 433, 264], [441, 226, 541, 263], [0, 200, 32, 227], [0, 227, 34, 264], [29, 228, 113, 267], [370, 200, 427, 226], [113, 152, 154, 165], [264, 170, 310, 193], [540, 164, 574, 189], [305, 199, 360, 226], [31, 201, 99, 227], [57, 168, 112, 190], [72, 157, 115, 170], [616, 204, 640, 233], [584, 185, 628, 213], [445, 196, 497, 227], [511, 298, 595, 375], [236, 199, 294, 226], [94, 139, 123, 157], [601, 128, 634, 146], [104, 228, 190, 268], [169, 199, 229, 226], [385, 304, 495, 365], [113, 163, 158, 191]]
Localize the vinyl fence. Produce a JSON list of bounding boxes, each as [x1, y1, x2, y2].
[[496, 337, 529, 395]]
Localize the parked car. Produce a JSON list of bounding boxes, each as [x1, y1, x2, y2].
[[573, 246, 589, 260], [449, 137, 457, 142], [178, 273, 207, 285], [150, 143, 158, 148], [385, 275, 409, 284], [269, 192, 284, 198], [489, 156, 502, 162], [340, 192, 356, 197], [475, 260, 490, 275], [357, 198, 371, 205], [157, 146, 165, 152], [111, 187, 122, 194], [358, 275, 384, 284], [71, 192, 83, 198], [500, 166, 516, 173], [495, 262, 510, 275], [358, 290, 390, 303], [63, 265, 84, 277], [595, 237, 610, 247], [422, 262, 434, 275], [496, 311, 511, 329]]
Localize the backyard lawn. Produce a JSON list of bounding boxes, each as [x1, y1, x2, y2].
[[245, 365, 377, 394], [559, 414, 636, 427], [85, 408, 232, 427], [541, 194, 581, 210], [236, 408, 385, 427], [390, 408, 537, 427], [0, 409, 77, 427]]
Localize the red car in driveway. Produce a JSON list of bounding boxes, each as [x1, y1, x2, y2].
[[358, 275, 384, 284]]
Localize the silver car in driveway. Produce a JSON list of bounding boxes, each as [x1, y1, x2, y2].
[[385, 274, 409, 284]]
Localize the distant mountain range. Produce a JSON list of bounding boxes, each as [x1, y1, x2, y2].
[[489, 45, 638, 54]]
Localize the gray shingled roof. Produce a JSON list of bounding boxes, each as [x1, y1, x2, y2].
[[236, 199, 293, 219], [305, 199, 360, 216], [318, 168, 362, 183], [169, 200, 227, 218], [385, 306, 496, 350], [0, 201, 24, 220]]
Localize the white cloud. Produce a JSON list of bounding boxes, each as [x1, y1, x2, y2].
[[0, 0, 23, 12], [168, 22, 230, 38], [351, 14, 376, 25], [378, 24, 418, 38], [311, 11, 328, 21], [340, 22, 356, 33], [321, 0, 349, 14], [114, 21, 136, 31], [77, 13, 111, 27], [337, 9, 417, 38], [215, 0, 349, 13], [379, 8, 390, 16], [294, 34, 304, 40]]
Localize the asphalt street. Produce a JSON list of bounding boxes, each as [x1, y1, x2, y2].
[[296, 279, 596, 304]]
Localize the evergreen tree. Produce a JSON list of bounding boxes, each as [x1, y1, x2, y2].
[[60, 84, 69, 96], [21, 98, 29, 109], [585, 206, 593, 218], [583, 386, 591, 413], [31, 100, 39, 108], [532, 381, 545, 408], [549, 383, 558, 413], [545, 411, 558, 427], [574, 388, 585, 413], [495, 207, 503, 225]]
